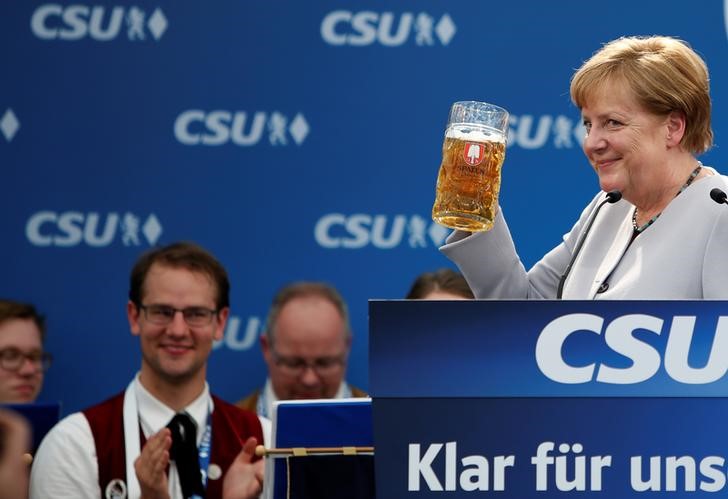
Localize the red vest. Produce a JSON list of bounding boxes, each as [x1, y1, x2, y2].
[[83, 391, 263, 498]]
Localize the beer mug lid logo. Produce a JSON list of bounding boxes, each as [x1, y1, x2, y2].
[[463, 142, 485, 166]]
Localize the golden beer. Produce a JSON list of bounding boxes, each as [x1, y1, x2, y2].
[[432, 125, 507, 231]]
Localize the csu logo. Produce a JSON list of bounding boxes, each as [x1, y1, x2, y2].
[[321, 11, 456, 47], [214, 316, 261, 352], [315, 214, 449, 249], [536, 313, 728, 385], [0, 109, 20, 142], [174, 110, 310, 147], [508, 114, 585, 150], [26, 211, 163, 247], [31, 4, 168, 41]]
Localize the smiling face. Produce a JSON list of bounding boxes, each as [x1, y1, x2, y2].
[[128, 263, 228, 393], [580, 81, 675, 204], [0, 319, 44, 403]]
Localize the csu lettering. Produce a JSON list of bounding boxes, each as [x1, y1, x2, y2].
[[32, 4, 123, 40], [322, 11, 413, 46], [174, 110, 309, 146], [315, 214, 410, 249], [30, 4, 166, 41], [213, 316, 261, 351], [26, 211, 162, 247], [315, 213, 448, 249], [321, 11, 455, 47], [27, 211, 119, 246], [174, 110, 266, 146], [536, 313, 728, 384], [507, 115, 585, 150]]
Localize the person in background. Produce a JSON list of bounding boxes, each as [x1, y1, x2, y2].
[[441, 36, 728, 299], [406, 268, 474, 300], [30, 242, 267, 499], [0, 301, 51, 404], [236, 282, 366, 418]]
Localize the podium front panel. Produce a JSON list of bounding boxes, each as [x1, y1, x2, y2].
[[369, 300, 728, 497]]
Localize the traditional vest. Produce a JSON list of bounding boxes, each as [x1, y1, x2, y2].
[[84, 391, 263, 499]]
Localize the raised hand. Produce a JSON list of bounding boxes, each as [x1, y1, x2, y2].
[[222, 437, 264, 499], [135, 427, 172, 499], [0, 409, 31, 499]]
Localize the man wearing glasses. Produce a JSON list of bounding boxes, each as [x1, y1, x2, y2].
[[236, 282, 366, 418], [31, 242, 266, 499], [0, 300, 51, 404]]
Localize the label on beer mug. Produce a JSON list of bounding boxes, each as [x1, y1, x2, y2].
[[432, 125, 507, 232], [463, 142, 485, 166]]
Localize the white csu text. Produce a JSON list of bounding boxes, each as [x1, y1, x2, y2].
[[536, 313, 728, 384]]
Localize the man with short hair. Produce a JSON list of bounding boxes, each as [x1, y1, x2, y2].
[[0, 300, 50, 404], [236, 282, 366, 418], [31, 242, 266, 499]]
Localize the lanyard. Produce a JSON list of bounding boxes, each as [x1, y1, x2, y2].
[[198, 414, 213, 487], [191, 410, 213, 499], [123, 379, 216, 499]]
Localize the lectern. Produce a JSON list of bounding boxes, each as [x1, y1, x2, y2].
[[265, 398, 373, 499], [370, 300, 728, 497]]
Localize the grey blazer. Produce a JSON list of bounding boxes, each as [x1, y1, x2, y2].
[[441, 171, 728, 299]]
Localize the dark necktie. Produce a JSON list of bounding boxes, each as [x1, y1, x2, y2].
[[166, 412, 205, 499]]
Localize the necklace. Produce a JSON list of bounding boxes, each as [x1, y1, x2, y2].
[[632, 162, 702, 233]]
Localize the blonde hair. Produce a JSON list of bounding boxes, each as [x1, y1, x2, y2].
[[570, 35, 713, 154]]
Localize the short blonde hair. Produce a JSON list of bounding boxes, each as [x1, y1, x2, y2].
[[570, 35, 713, 154]]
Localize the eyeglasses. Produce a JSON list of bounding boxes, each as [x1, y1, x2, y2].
[[0, 348, 52, 372], [271, 350, 345, 377], [139, 304, 218, 327]]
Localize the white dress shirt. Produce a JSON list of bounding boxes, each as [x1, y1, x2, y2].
[[30, 374, 270, 499]]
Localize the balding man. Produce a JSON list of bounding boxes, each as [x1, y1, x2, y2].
[[236, 282, 366, 417]]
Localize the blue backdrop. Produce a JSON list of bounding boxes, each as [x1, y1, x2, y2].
[[1, 1, 727, 415]]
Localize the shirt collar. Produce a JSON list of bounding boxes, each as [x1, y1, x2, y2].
[[134, 373, 211, 445]]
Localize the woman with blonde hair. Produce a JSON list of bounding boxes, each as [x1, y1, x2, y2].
[[442, 36, 728, 299]]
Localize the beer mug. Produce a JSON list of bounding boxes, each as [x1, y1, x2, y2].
[[432, 101, 509, 232]]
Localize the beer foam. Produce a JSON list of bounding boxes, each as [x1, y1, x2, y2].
[[446, 125, 506, 143]]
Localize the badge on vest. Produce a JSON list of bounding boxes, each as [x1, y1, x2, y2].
[[208, 463, 222, 480], [105, 478, 127, 499]]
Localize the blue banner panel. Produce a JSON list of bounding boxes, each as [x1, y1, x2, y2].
[[3, 0, 728, 417], [273, 399, 373, 448], [374, 397, 728, 498], [369, 300, 728, 397], [270, 399, 373, 499]]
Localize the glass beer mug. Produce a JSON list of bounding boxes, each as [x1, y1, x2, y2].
[[432, 101, 509, 232]]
